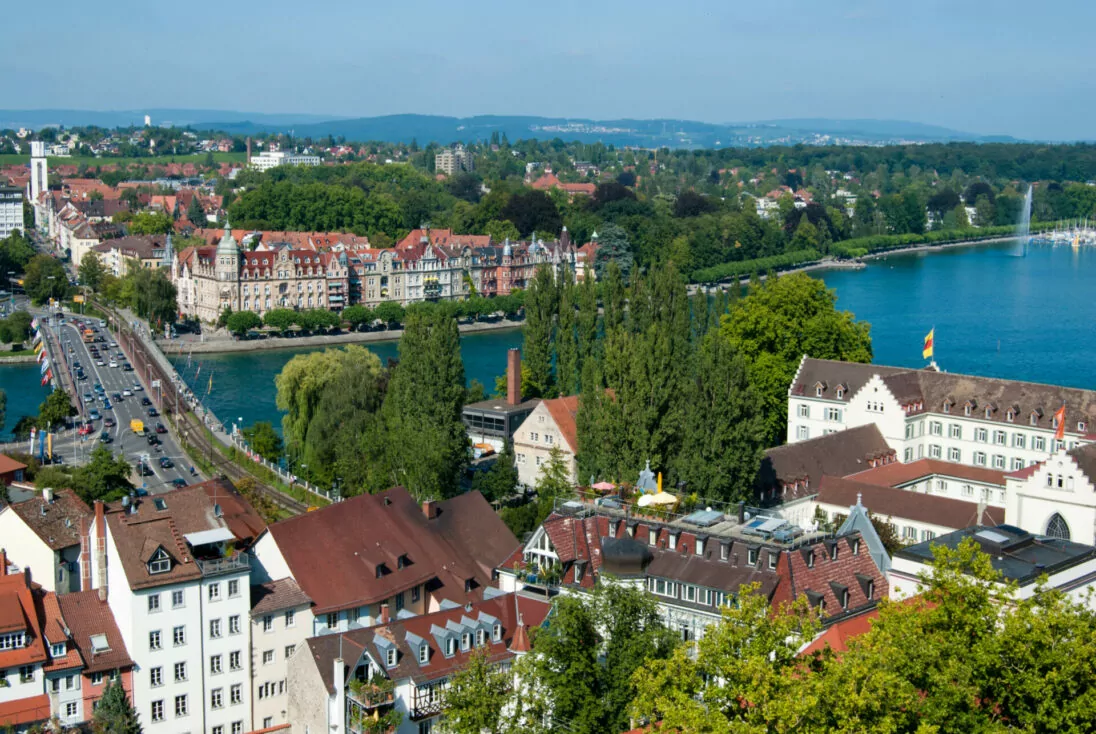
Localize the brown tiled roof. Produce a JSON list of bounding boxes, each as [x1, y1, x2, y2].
[[847, 458, 1007, 488], [772, 531, 887, 624], [57, 590, 133, 674], [759, 424, 894, 498], [817, 476, 1004, 529], [788, 357, 911, 404], [541, 395, 580, 453], [646, 549, 781, 598], [1066, 442, 1096, 483], [198, 478, 266, 547], [250, 577, 312, 617], [306, 592, 551, 693], [8, 489, 92, 550], [267, 487, 519, 615], [39, 591, 82, 673], [0, 571, 47, 669], [0, 454, 28, 475]]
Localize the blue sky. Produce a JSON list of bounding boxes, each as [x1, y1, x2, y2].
[[4, 0, 1095, 140]]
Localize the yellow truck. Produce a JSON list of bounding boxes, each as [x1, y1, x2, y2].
[[130, 419, 145, 435]]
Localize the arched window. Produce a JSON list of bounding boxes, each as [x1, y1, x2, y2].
[[1046, 513, 1071, 540]]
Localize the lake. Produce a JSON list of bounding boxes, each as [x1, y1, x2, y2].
[[159, 240, 1096, 433], [0, 362, 51, 441]]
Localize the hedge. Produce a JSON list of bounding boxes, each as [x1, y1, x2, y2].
[[690, 249, 822, 284]]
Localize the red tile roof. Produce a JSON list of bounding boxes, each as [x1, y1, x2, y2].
[[541, 395, 580, 453], [847, 458, 1006, 488], [0, 454, 28, 476], [0, 571, 47, 669], [798, 608, 878, 657], [57, 590, 134, 674], [267, 487, 519, 615], [8, 488, 92, 550], [772, 532, 888, 622], [0, 694, 51, 726], [818, 476, 1004, 529]]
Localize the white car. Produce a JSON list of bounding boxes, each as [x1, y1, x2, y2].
[[96, 359, 105, 366], [132, 383, 143, 391], [122, 389, 132, 397], [109, 360, 118, 368]]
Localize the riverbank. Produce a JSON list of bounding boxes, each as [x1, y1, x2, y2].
[[158, 316, 523, 354], [0, 354, 37, 364]]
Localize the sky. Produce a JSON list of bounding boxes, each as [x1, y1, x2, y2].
[[4, 0, 1095, 140]]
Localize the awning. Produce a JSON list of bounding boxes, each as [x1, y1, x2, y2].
[[184, 527, 235, 547], [637, 492, 677, 508]]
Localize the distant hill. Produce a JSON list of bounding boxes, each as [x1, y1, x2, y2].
[[0, 109, 1021, 148]]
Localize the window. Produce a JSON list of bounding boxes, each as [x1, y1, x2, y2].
[[229, 615, 241, 635], [174, 694, 188, 717], [395, 592, 405, 611], [211, 688, 223, 709], [747, 548, 758, 565], [208, 582, 221, 601], [806, 550, 815, 568], [172, 590, 184, 608], [230, 684, 242, 704], [150, 666, 163, 687], [903, 526, 917, 540], [935, 479, 947, 493], [1047, 513, 1071, 540], [283, 609, 295, 628], [825, 407, 842, 422], [173, 626, 185, 647], [904, 447, 913, 462], [284, 645, 296, 660], [962, 484, 974, 497], [210, 654, 222, 674], [948, 447, 961, 462], [476, 629, 486, 646], [230, 651, 241, 671], [992, 455, 1006, 470], [921, 529, 936, 542], [461, 632, 471, 651], [1012, 457, 1025, 471], [493, 623, 502, 642], [232, 723, 243, 734], [798, 404, 809, 418], [148, 593, 160, 612], [830, 543, 839, 561], [387, 647, 397, 667], [214, 728, 224, 734], [840, 588, 850, 609], [151, 700, 164, 722], [50, 641, 65, 657], [1034, 436, 1047, 451], [263, 650, 274, 665], [974, 451, 987, 467], [546, 434, 554, 445], [1013, 433, 1026, 449], [419, 643, 429, 663], [929, 444, 941, 459], [263, 718, 273, 729], [797, 425, 809, 440], [930, 421, 942, 436], [228, 579, 239, 597], [530, 432, 538, 442], [149, 630, 162, 651], [148, 548, 171, 574], [648, 528, 657, 546], [975, 428, 987, 442], [0, 632, 26, 650], [411, 585, 421, 603], [210, 618, 222, 639], [852, 538, 861, 556], [446, 638, 456, 656], [91, 672, 103, 685], [993, 430, 1007, 446], [964, 405, 972, 417], [768, 552, 778, 570], [174, 661, 186, 682], [720, 543, 729, 561], [64, 701, 77, 719], [949, 423, 962, 439]]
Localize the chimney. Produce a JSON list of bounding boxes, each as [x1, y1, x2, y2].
[[80, 519, 92, 592], [43, 487, 54, 504], [380, 604, 390, 625], [94, 500, 107, 602], [422, 500, 438, 520], [736, 501, 745, 524], [0, 549, 6, 576], [333, 656, 346, 725], [507, 348, 521, 406]]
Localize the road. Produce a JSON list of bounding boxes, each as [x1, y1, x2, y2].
[[49, 315, 198, 495]]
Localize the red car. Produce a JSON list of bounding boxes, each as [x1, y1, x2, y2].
[[78, 423, 93, 436]]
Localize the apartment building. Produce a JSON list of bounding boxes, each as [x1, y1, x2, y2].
[[786, 357, 1096, 473], [512, 396, 580, 488], [249, 151, 321, 172], [0, 488, 92, 594], [247, 487, 520, 731], [434, 145, 474, 176], [287, 592, 549, 734], [0, 186, 23, 238], [91, 481, 266, 734]]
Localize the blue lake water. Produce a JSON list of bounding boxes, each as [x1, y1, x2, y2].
[[0, 363, 51, 441]]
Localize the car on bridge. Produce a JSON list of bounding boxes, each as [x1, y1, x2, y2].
[[140, 397, 151, 406], [159, 457, 173, 469], [88, 409, 101, 421], [147, 407, 159, 417], [171, 478, 187, 488], [103, 417, 116, 428]]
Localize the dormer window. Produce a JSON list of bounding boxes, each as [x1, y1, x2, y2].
[[397, 554, 410, 569], [851, 538, 861, 556], [461, 633, 471, 652], [866, 580, 875, 600], [1031, 413, 1039, 426], [419, 644, 429, 664], [696, 537, 705, 556], [964, 405, 972, 417], [476, 629, 486, 646], [1007, 411, 1014, 422], [767, 552, 778, 571], [830, 544, 839, 562], [445, 638, 456, 657], [148, 548, 171, 575], [648, 529, 657, 546], [840, 588, 850, 609], [816, 386, 823, 397], [0, 631, 27, 650], [1079, 421, 1087, 433], [985, 408, 992, 419], [943, 402, 950, 413], [386, 648, 397, 668], [747, 548, 758, 566], [806, 551, 815, 569], [375, 563, 389, 579], [492, 623, 501, 642], [836, 387, 844, 399], [50, 641, 66, 657]]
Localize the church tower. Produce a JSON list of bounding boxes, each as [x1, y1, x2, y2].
[[29, 141, 48, 202], [216, 223, 239, 281]]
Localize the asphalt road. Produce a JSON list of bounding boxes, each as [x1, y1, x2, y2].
[[51, 316, 198, 495]]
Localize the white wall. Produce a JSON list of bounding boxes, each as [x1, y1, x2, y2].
[[513, 402, 577, 488], [250, 602, 312, 730], [248, 532, 290, 585], [1006, 449, 1096, 544], [0, 509, 59, 593]]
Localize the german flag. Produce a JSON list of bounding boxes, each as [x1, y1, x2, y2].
[[922, 329, 935, 360]]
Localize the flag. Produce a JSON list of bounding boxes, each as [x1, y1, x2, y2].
[[1054, 405, 1066, 440], [40, 357, 49, 374], [922, 329, 935, 360], [34, 340, 43, 354], [36, 348, 45, 364], [31, 317, 38, 330]]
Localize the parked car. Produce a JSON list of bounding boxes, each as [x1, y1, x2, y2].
[[88, 409, 101, 421]]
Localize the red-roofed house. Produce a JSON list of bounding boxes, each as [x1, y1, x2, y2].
[[512, 395, 580, 487], [0, 454, 27, 485], [530, 172, 597, 199]]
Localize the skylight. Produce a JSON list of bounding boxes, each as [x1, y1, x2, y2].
[[90, 634, 110, 653]]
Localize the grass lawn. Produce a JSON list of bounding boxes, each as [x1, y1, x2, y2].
[[0, 152, 247, 168]]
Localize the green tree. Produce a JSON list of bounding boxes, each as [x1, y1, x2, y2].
[[187, 193, 206, 224], [576, 265, 599, 369], [529, 584, 676, 734], [440, 649, 514, 734], [78, 252, 107, 292], [373, 301, 405, 325], [38, 388, 76, 428], [68, 445, 134, 504], [122, 264, 177, 325], [126, 211, 174, 235], [790, 216, 820, 249], [242, 421, 284, 462], [672, 331, 766, 502], [603, 260, 626, 334], [555, 266, 579, 396], [484, 219, 521, 243], [721, 273, 872, 445], [501, 189, 562, 237], [975, 194, 996, 227], [470, 441, 519, 504], [0, 230, 36, 276], [592, 223, 634, 280], [341, 304, 373, 329], [91, 679, 142, 734], [262, 308, 296, 334], [225, 310, 261, 336], [23, 254, 69, 305], [522, 264, 556, 398], [370, 310, 467, 499]]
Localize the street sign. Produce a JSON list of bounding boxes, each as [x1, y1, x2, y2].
[[151, 380, 161, 388]]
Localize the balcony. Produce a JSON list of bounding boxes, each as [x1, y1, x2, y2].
[[195, 553, 250, 578]]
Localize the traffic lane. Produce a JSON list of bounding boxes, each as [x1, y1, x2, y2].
[[59, 322, 194, 489]]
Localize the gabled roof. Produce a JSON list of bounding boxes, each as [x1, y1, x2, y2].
[[267, 488, 519, 615], [540, 395, 580, 453], [0, 570, 47, 670], [57, 590, 133, 673], [759, 424, 894, 498], [305, 592, 550, 693], [818, 476, 1004, 530], [7, 489, 92, 551], [250, 577, 313, 617], [847, 458, 1007, 489]]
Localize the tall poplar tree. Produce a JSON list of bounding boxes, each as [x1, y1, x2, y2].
[[522, 263, 556, 397], [576, 263, 599, 370], [371, 310, 467, 499], [555, 265, 579, 396], [603, 260, 626, 334]]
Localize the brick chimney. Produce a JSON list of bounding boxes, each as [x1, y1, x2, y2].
[[507, 348, 521, 406], [0, 549, 7, 576], [422, 500, 438, 520], [94, 500, 107, 602], [80, 518, 92, 592], [380, 604, 390, 624]]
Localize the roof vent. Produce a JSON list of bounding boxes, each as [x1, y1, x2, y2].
[[214, 504, 223, 518]]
